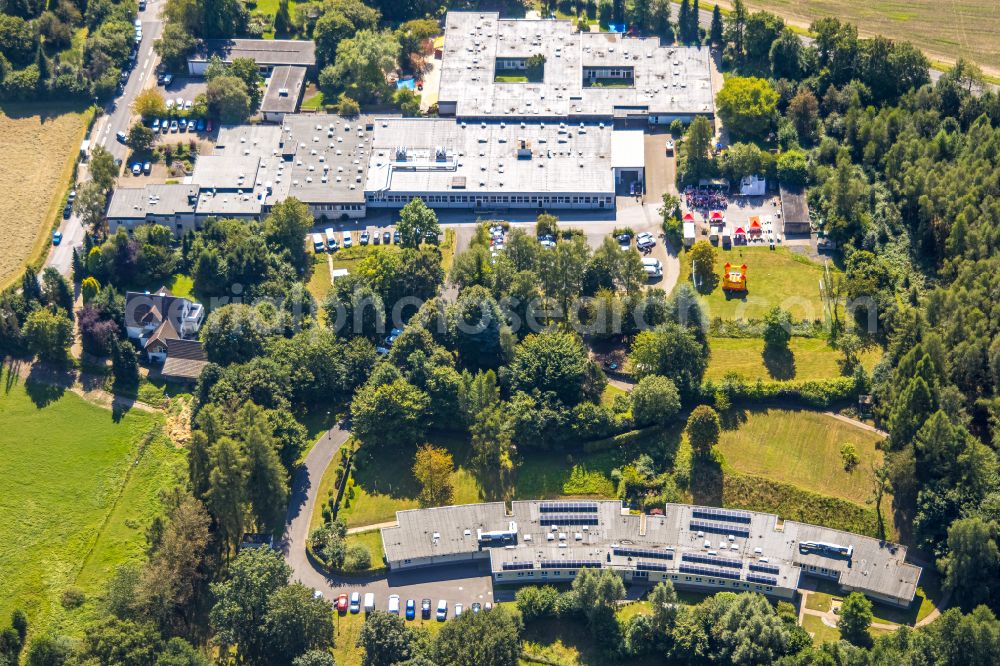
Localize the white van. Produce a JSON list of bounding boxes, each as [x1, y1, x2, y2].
[[436, 599, 448, 621], [642, 257, 662, 277], [312, 233, 324, 253], [388, 594, 400, 615], [325, 228, 338, 251], [363, 592, 375, 613], [342, 230, 353, 248]]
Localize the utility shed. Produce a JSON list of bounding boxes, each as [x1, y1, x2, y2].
[[779, 184, 811, 235]]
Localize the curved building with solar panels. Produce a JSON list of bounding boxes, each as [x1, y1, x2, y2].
[[379, 501, 922, 608]]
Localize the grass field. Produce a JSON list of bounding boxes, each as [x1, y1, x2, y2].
[[718, 0, 1000, 75], [307, 253, 333, 314], [705, 336, 881, 382], [0, 378, 184, 636], [714, 408, 885, 506], [678, 246, 835, 323], [0, 102, 93, 289], [336, 437, 482, 528], [344, 529, 386, 573]]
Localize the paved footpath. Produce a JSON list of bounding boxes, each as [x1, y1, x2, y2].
[[281, 423, 352, 592]]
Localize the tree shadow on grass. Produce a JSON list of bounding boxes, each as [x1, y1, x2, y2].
[[24, 379, 65, 408], [719, 405, 749, 431], [689, 453, 724, 507], [763, 346, 796, 380]]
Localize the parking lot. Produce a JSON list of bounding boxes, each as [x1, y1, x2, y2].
[[161, 76, 207, 107], [309, 561, 499, 612]]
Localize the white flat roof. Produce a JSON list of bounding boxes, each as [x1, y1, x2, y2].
[[438, 12, 715, 119], [611, 130, 644, 169]]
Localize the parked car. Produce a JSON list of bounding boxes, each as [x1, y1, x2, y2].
[[388, 594, 400, 615], [383, 231, 391, 244], [116, 130, 128, 143], [67, 190, 76, 204], [161, 119, 170, 134], [61, 203, 71, 218], [134, 19, 142, 28], [163, 73, 173, 86], [484, 602, 493, 612], [665, 139, 675, 155], [616, 233, 631, 251], [454, 603, 463, 618], [178, 118, 187, 130], [421, 598, 432, 620], [384, 328, 403, 347], [342, 231, 353, 248], [637, 231, 655, 248], [151, 118, 160, 130], [196, 119, 205, 131], [131, 162, 142, 176], [393, 230, 400, 244], [363, 593, 375, 613], [471, 603, 481, 614], [165, 99, 175, 110], [142, 161, 151, 175], [405, 599, 415, 620], [349, 592, 361, 614], [360, 230, 370, 245], [373, 231, 381, 245], [169, 120, 178, 132], [336, 594, 349, 614], [184, 99, 192, 110], [642, 257, 663, 277], [206, 119, 213, 132], [312, 233, 325, 252], [138, 0, 146, 8], [436, 600, 448, 621]]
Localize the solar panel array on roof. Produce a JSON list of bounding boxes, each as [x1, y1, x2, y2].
[[539, 502, 599, 513], [539, 560, 602, 569], [749, 562, 780, 575], [682, 552, 742, 569], [689, 519, 751, 538], [502, 561, 535, 571], [745, 573, 778, 586], [540, 514, 599, 526], [678, 563, 741, 580], [691, 507, 752, 524], [636, 561, 669, 572], [613, 546, 674, 560]]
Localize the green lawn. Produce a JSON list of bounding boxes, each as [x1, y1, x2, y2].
[[0, 378, 183, 636], [705, 336, 881, 382], [344, 529, 386, 573], [516, 450, 619, 499], [336, 436, 482, 528], [677, 247, 836, 323], [162, 272, 194, 299], [714, 408, 885, 506], [805, 591, 834, 613], [802, 614, 841, 645], [307, 252, 332, 312], [301, 92, 326, 111]]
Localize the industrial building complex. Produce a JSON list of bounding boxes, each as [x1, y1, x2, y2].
[[437, 12, 715, 123], [107, 12, 716, 232], [380, 501, 922, 609]]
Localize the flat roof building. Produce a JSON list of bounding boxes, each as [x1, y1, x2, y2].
[[381, 501, 921, 608], [107, 183, 199, 234], [365, 117, 622, 211], [188, 39, 316, 76], [780, 184, 811, 235], [261, 66, 307, 123], [437, 12, 714, 123]]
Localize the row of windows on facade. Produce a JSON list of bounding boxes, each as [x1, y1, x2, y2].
[[367, 194, 613, 205], [496, 569, 774, 592]]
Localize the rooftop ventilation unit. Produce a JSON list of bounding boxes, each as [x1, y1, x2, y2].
[[395, 146, 407, 162]]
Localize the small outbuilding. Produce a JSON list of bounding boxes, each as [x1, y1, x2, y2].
[[780, 184, 811, 235], [260, 66, 306, 123]]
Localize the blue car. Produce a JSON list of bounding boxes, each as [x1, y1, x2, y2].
[[405, 599, 415, 621], [52, 230, 63, 245], [196, 118, 205, 132]]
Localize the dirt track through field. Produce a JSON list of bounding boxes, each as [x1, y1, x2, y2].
[[0, 104, 91, 289]]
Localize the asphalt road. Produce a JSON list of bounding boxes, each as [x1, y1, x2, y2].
[[45, 0, 164, 277]]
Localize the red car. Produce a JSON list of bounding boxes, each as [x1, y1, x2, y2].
[[336, 593, 349, 614], [417, 80, 424, 91]]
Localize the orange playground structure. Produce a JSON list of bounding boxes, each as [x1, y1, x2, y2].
[[722, 262, 748, 292]]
